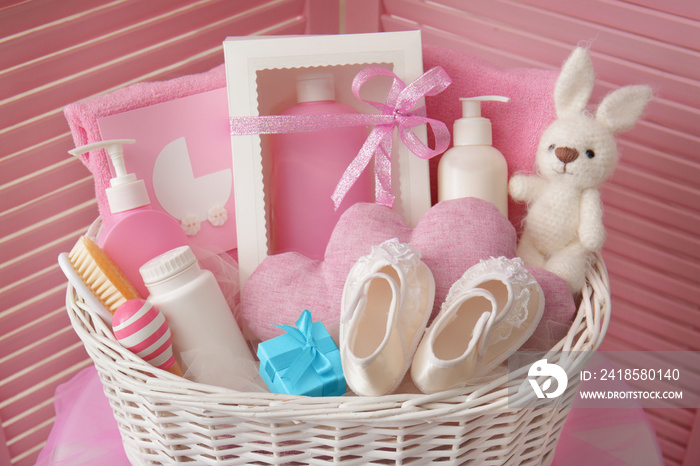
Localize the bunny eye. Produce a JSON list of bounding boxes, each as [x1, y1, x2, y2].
[[548, 144, 556, 151], [586, 150, 595, 159]]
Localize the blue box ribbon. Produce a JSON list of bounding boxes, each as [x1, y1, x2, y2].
[[258, 310, 345, 397]]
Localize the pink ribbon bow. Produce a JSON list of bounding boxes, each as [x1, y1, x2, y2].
[[229, 66, 452, 209], [333, 66, 451, 209]]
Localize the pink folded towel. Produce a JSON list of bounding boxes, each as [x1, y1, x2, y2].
[[63, 45, 557, 233], [63, 65, 226, 224]]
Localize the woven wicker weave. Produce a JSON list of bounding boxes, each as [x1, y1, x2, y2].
[[65, 250, 610, 465]]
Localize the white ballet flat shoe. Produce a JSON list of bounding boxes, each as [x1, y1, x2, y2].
[[340, 239, 435, 396], [411, 256, 545, 394]]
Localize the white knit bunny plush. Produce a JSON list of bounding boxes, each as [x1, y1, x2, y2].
[[509, 47, 652, 292]]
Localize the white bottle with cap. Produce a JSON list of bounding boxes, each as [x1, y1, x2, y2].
[[140, 245, 255, 389], [437, 96, 510, 217], [69, 139, 189, 297]]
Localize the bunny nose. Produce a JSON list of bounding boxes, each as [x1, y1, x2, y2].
[[555, 146, 579, 164]]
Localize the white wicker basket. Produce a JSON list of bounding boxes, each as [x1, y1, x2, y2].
[[65, 247, 610, 465]]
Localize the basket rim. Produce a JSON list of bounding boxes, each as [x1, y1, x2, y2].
[[65, 245, 610, 422]]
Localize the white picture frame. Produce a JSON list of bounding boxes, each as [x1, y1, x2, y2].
[[224, 31, 431, 289]]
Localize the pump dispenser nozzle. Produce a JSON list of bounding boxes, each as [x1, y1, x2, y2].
[[69, 139, 150, 213], [454, 96, 510, 146]]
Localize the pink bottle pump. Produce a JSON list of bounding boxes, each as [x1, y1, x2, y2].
[[69, 139, 189, 297]]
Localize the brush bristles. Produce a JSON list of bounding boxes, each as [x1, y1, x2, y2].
[[68, 237, 141, 314]]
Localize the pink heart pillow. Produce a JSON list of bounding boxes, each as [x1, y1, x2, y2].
[[242, 198, 575, 345]]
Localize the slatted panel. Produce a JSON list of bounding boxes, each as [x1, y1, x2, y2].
[[0, 1, 312, 464], [347, 1, 700, 465]]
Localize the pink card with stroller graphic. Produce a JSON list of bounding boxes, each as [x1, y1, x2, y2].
[[98, 87, 236, 253]]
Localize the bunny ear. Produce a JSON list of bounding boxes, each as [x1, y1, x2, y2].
[[596, 85, 653, 133], [554, 47, 595, 118]]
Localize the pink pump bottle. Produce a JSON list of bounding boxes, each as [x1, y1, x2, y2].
[[69, 139, 189, 297], [270, 73, 373, 260]]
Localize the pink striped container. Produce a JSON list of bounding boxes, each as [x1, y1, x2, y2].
[[112, 299, 183, 377]]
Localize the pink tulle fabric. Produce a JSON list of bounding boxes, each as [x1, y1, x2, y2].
[[35, 366, 129, 465]]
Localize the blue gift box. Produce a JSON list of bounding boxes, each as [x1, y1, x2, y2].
[[257, 310, 346, 397]]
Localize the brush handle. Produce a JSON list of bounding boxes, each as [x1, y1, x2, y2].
[[113, 299, 183, 377], [58, 252, 113, 325]]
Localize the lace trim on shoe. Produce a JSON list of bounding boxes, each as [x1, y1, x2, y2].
[[369, 238, 422, 264], [442, 256, 538, 353], [460, 256, 536, 288], [485, 258, 537, 345], [488, 256, 534, 286], [489, 287, 531, 344]]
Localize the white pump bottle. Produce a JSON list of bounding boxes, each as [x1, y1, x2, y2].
[[437, 96, 510, 217]]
